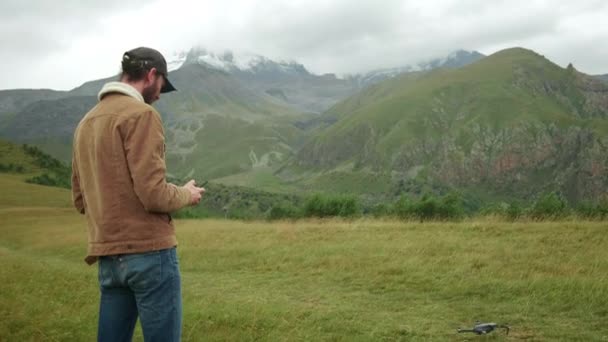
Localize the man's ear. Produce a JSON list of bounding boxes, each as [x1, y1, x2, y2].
[[146, 67, 158, 84]]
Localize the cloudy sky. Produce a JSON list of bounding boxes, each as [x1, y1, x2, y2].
[[1, 0, 607, 90]]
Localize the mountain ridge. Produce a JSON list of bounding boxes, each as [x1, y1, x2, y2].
[[4, 46, 602, 205], [0, 48, 483, 166], [282, 47, 608, 202]]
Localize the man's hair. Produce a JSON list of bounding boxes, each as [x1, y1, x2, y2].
[[118, 47, 176, 93], [119, 56, 155, 82]]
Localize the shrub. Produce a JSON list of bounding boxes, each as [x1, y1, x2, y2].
[[338, 196, 360, 217], [506, 202, 523, 221], [0, 163, 26, 173], [529, 192, 568, 219], [370, 203, 392, 218], [437, 192, 465, 220], [414, 194, 440, 220], [303, 194, 360, 218], [393, 196, 413, 219], [268, 203, 301, 220], [479, 202, 507, 216], [574, 199, 608, 220], [25, 172, 71, 189], [394, 192, 464, 221]]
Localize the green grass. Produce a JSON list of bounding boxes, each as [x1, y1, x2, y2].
[[304, 170, 392, 195], [2, 176, 608, 340], [213, 167, 394, 199], [166, 114, 301, 181], [213, 167, 299, 193], [0, 174, 72, 209]]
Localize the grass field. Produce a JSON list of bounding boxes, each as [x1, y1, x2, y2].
[[1, 176, 608, 341]]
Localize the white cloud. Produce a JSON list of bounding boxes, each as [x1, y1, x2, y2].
[[1, 0, 607, 90]]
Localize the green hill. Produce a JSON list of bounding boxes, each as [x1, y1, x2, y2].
[[286, 48, 608, 202], [0, 139, 303, 219], [0, 96, 96, 162], [0, 139, 41, 173], [0, 89, 67, 119], [0, 139, 71, 184], [157, 64, 313, 181], [0, 139, 72, 208], [0, 63, 314, 180]]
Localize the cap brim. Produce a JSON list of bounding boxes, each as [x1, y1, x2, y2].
[[161, 76, 176, 93]]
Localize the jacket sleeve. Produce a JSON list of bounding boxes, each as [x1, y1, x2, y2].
[[122, 110, 192, 213], [71, 151, 85, 215]]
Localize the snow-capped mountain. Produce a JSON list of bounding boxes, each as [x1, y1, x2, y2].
[[168, 47, 310, 76], [166, 47, 346, 113], [169, 47, 484, 87], [350, 50, 486, 87], [167, 51, 188, 72], [164, 47, 485, 113]]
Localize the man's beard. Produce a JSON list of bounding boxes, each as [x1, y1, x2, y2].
[[142, 84, 157, 104]]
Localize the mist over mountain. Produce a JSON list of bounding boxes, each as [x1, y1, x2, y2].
[[162, 47, 486, 114], [347, 50, 486, 88]]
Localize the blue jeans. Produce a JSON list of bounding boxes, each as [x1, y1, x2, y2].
[[97, 247, 181, 342]]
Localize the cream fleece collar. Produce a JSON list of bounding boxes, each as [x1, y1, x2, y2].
[[98, 82, 144, 103]]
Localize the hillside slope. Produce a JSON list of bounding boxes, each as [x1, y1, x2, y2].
[[0, 139, 72, 208], [289, 48, 608, 201]]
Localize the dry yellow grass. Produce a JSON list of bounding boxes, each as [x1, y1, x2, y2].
[[2, 175, 608, 340]]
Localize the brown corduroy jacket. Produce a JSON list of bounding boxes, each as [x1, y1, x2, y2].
[[71, 83, 191, 265]]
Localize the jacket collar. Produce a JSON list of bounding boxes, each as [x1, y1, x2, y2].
[[98, 82, 144, 103]]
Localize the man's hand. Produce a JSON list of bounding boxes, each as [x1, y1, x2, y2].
[[183, 180, 205, 205]]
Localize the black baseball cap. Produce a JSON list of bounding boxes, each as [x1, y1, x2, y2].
[[122, 47, 176, 93]]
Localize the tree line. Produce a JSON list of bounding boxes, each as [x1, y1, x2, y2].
[[7, 145, 608, 221], [267, 191, 608, 221]]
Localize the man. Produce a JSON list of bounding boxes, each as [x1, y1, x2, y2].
[[71, 47, 205, 342]]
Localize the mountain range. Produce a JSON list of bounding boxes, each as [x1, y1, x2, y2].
[[2, 47, 607, 205], [0, 48, 483, 174], [287, 49, 608, 202]]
